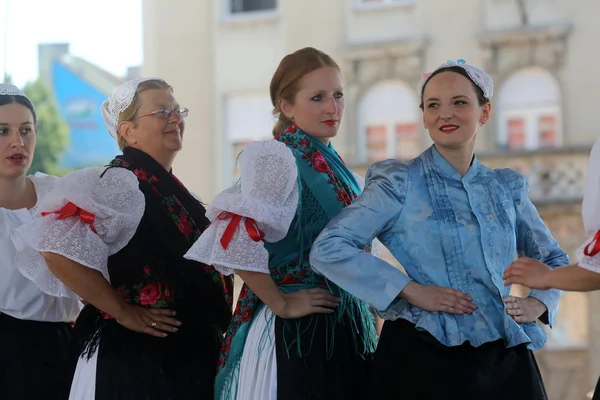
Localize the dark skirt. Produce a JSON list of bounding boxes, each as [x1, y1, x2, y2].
[[275, 308, 374, 400], [367, 318, 548, 400], [592, 378, 600, 400], [0, 313, 77, 400], [83, 316, 222, 400]]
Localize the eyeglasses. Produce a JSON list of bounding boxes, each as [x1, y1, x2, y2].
[[134, 107, 189, 120]]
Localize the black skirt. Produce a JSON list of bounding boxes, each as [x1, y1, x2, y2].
[[275, 307, 374, 400], [77, 310, 222, 400], [367, 318, 548, 400], [0, 313, 77, 400]]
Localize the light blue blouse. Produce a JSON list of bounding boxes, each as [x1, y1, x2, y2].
[[310, 146, 569, 350]]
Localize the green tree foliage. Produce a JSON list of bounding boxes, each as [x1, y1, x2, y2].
[[23, 79, 70, 176]]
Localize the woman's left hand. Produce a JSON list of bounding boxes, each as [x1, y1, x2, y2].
[[502, 257, 552, 289], [504, 296, 547, 323]]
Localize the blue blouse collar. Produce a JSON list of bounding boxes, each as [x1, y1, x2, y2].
[[429, 145, 481, 182]]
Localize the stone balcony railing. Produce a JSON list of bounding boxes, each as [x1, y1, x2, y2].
[[351, 146, 593, 206], [477, 146, 592, 206]]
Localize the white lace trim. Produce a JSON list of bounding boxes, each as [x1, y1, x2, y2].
[[28, 172, 60, 206], [100, 77, 165, 138], [185, 140, 298, 274], [0, 83, 27, 96], [577, 232, 600, 274], [0, 83, 37, 121], [12, 167, 145, 300], [421, 59, 494, 100]]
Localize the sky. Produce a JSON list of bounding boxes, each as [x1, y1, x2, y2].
[[0, 0, 143, 87]]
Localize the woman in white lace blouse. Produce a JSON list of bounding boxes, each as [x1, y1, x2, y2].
[[0, 83, 82, 399]]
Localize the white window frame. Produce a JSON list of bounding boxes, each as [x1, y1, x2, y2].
[[355, 0, 416, 11], [361, 119, 420, 162], [222, 93, 275, 187], [499, 105, 562, 151], [223, 0, 278, 22]]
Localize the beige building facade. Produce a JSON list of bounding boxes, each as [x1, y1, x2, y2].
[[143, 1, 600, 398]]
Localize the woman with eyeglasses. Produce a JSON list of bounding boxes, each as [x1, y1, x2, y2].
[[12, 78, 233, 399]]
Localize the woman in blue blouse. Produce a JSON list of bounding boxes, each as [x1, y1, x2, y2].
[[310, 59, 568, 399]]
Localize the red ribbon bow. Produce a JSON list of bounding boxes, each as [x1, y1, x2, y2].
[[41, 202, 98, 234], [217, 211, 265, 250], [584, 230, 600, 257]]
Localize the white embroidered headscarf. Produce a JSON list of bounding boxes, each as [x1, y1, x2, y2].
[[100, 77, 166, 138], [0, 83, 38, 122], [421, 59, 494, 101], [582, 137, 600, 235]]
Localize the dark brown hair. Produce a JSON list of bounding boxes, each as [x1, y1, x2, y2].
[[420, 66, 488, 110], [0, 95, 37, 125]]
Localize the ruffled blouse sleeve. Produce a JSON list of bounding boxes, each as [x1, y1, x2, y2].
[[11, 166, 146, 300], [310, 160, 411, 312], [350, 170, 385, 258], [184, 139, 299, 276], [28, 172, 60, 198], [576, 233, 600, 273]]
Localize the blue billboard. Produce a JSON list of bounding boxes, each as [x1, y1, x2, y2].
[[52, 61, 120, 168]]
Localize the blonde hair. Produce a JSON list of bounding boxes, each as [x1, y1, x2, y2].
[[117, 79, 173, 150], [269, 47, 340, 137]]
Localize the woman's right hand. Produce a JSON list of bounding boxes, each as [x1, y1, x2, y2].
[[115, 304, 182, 337], [272, 288, 341, 319], [400, 282, 477, 314]]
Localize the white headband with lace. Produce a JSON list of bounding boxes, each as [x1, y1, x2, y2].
[[421, 59, 494, 100], [0, 83, 38, 121], [100, 77, 166, 138]]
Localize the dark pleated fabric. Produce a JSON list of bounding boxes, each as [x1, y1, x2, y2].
[[0, 313, 77, 400], [275, 310, 373, 400], [367, 318, 548, 400]]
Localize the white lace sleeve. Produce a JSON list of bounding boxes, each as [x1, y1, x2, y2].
[[185, 140, 298, 276], [11, 167, 146, 299], [583, 138, 600, 235], [28, 172, 60, 199], [577, 233, 600, 274]]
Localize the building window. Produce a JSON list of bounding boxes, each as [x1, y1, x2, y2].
[[359, 81, 420, 163], [507, 118, 526, 151], [230, 0, 276, 14], [538, 114, 558, 148], [503, 108, 560, 151], [394, 123, 419, 159], [366, 125, 388, 162], [497, 67, 561, 151], [224, 94, 274, 184]]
